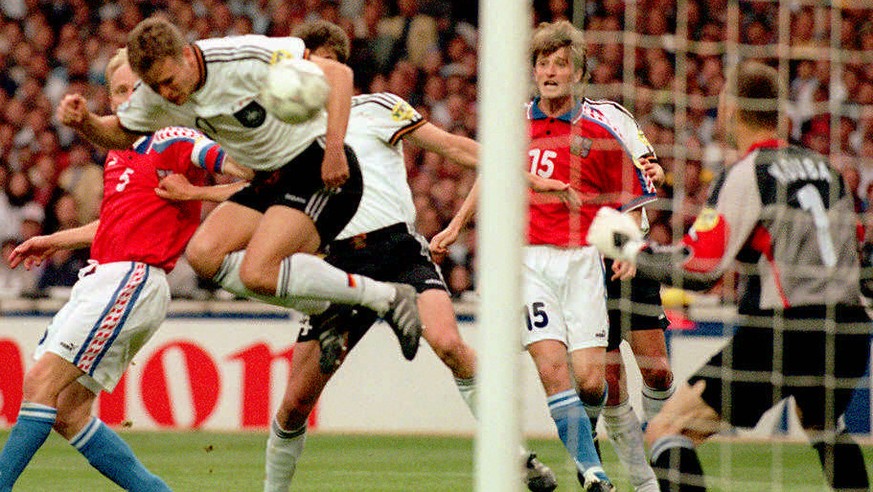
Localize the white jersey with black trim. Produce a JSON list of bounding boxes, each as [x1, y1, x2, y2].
[[584, 98, 657, 231], [583, 98, 655, 161], [117, 35, 326, 172], [335, 93, 426, 240]]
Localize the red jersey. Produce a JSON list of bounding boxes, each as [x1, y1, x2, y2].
[[526, 99, 656, 247], [91, 127, 225, 271]]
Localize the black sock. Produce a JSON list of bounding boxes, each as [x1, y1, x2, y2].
[[812, 430, 870, 491], [650, 435, 706, 491]]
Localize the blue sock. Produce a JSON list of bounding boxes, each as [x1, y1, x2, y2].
[[548, 389, 602, 471], [0, 402, 57, 491], [70, 417, 171, 492]]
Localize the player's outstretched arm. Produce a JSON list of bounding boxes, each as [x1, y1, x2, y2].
[[405, 122, 479, 169], [430, 180, 479, 255], [57, 94, 139, 149], [156, 174, 247, 203], [310, 55, 353, 188], [9, 220, 100, 269]]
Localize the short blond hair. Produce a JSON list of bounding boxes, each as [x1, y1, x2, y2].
[[530, 21, 587, 77], [105, 48, 129, 93], [127, 16, 186, 77]]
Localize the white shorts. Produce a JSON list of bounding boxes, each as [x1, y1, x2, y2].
[[522, 245, 608, 352], [34, 261, 170, 394]]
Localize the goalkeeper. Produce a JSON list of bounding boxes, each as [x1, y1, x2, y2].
[[588, 60, 871, 491]]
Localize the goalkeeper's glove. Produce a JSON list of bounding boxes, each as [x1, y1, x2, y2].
[[586, 207, 645, 263]]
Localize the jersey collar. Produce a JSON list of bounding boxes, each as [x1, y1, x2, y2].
[[745, 138, 785, 154], [191, 44, 207, 94], [529, 97, 582, 122]]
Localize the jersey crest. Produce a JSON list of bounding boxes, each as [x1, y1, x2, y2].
[[234, 100, 267, 128], [570, 135, 593, 157], [391, 100, 417, 122], [269, 50, 297, 64]]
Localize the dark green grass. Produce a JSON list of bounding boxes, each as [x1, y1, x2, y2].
[[4, 430, 870, 491]]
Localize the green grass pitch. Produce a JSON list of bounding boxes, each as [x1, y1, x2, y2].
[[5, 430, 870, 491]]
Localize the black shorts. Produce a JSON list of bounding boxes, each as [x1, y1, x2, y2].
[[297, 223, 447, 344], [228, 141, 363, 247], [604, 257, 670, 351], [689, 305, 872, 429]]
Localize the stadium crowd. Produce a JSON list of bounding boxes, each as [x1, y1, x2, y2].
[[0, 0, 871, 303]]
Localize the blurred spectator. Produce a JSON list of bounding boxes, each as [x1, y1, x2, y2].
[[0, 0, 870, 302], [36, 246, 88, 293], [0, 169, 40, 240], [58, 142, 103, 225], [0, 238, 39, 297]]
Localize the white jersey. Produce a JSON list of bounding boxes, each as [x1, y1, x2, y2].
[[584, 98, 657, 231], [335, 93, 425, 239], [117, 35, 326, 172], [583, 98, 655, 161]]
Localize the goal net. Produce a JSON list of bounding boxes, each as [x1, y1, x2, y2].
[[573, 0, 873, 489]]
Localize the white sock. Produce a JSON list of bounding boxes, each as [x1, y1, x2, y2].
[[213, 252, 328, 314], [276, 253, 396, 315], [264, 419, 307, 492], [603, 400, 658, 491], [642, 381, 675, 422], [455, 377, 476, 417]]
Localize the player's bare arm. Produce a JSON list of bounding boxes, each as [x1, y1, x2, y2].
[[156, 173, 248, 202], [405, 122, 479, 169], [430, 180, 479, 255], [218, 155, 254, 180], [57, 94, 139, 149], [9, 220, 100, 270], [310, 55, 353, 188]]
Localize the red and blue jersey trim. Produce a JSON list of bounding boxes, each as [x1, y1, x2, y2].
[[74, 263, 150, 375]]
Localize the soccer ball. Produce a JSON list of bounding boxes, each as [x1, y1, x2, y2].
[[260, 58, 330, 124]]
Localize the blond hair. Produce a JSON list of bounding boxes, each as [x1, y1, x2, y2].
[[127, 16, 186, 77], [105, 48, 129, 93], [530, 21, 587, 77]]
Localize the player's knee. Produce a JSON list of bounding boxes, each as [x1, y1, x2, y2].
[[22, 366, 57, 403], [238, 262, 274, 295], [185, 238, 222, 277], [642, 364, 673, 390], [577, 378, 606, 403]]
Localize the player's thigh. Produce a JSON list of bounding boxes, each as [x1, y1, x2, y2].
[[187, 202, 262, 268], [569, 346, 607, 396], [628, 328, 672, 382], [688, 326, 777, 428], [23, 352, 84, 403], [32, 263, 169, 398], [561, 247, 608, 352], [243, 206, 321, 272], [419, 289, 462, 347]]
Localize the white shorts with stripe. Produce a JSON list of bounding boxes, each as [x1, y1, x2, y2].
[[34, 261, 169, 394], [522, 245, 608, 352]]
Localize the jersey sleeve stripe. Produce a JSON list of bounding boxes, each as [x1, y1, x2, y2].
[[620, 194, 658, 213], [389, 118, 427, 145]]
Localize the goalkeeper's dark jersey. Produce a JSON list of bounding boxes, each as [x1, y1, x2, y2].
[[638, 139, 863, 310]]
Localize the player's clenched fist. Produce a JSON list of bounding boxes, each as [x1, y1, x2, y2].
[[57, 94, 89, 127]]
